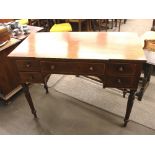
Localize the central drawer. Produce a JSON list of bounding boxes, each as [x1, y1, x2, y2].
[[40, 61, 105, 75]]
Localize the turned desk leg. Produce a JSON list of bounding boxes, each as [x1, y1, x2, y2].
[[22, 83, 37, 118], [124, 90, 136, 127]]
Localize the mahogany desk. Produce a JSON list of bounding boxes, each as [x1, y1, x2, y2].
[[8, 32, 146, 126]]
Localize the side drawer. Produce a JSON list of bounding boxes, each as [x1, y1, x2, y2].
[[19, 72, 43, 83], [16, 60, 40, 71], [105, 76, 137, 88], [40, 61, 105, 75], [108, 63, 137, 76]]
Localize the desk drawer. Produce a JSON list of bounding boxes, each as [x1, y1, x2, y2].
[[41, 61, 105, 75], [19, 72, 43, 83], [108, 63, 137, 76], [16, 60, 40, 71], [105, 76, 136, 88]]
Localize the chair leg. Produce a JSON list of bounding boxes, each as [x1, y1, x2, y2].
[[118, 19, 121, 32], [98, 20, 101, 31], [87, 20, 91, 31], [37, 20, 41, 27], [124, 19, 127, 24], [105, 19, 108, 32], [78, 20, 82, 31], [111, 19, 114, 29], [114, 19, 117, 27]]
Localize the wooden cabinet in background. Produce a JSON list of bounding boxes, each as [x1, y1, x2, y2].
[[0, 26, 44, 104], [151, 19, 155, 31], [0, 39, 21, 103]]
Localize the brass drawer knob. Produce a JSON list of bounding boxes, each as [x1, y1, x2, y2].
[[118, 66, 124, 72], [117, 79, 121, 83], [51, 65, 55, 70], [26, 63, 31, 68], [89, 66, 94, 71]]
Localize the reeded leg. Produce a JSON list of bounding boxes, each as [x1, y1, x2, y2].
[[124, 90, 136, 127], [22, 83, 37, 118]]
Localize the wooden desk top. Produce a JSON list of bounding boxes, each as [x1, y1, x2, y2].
[[8, 32, 146, 61]]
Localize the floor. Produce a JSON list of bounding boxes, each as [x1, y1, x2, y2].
[[0, 19, 155, 135], [119, 19, 153, 36], [0, 84, 155, 135]]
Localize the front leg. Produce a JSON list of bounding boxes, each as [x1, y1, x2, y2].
[[22, 83, 37, 118], [124, 90, 136, 127]]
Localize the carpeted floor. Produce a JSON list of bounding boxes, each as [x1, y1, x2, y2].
[[53, 74, 155, 130], [119, 19, 152, 36], [109, 19, 153, 36]]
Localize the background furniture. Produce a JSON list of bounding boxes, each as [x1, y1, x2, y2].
[[0, 24, 43, 104], [0, 38, 21, 104], [17, 19, 29, 25], [8, 32, 146, 127], [27, 19, 127, 32], [91, 19, 127, 32], [136, 31, 155, 100], [0, 19, 14, 23], [151, 19, 155, 31], [50, 23, 72, 32], [65, 19, 92, 31], [29, 19, 51, 31], [12, 25, 44, 40]]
